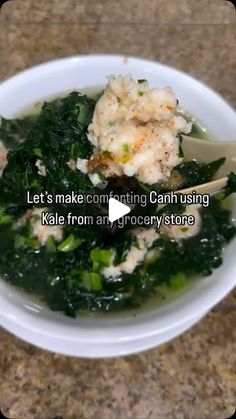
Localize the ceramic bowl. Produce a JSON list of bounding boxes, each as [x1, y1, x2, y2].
[[0, 55, 235, 357]]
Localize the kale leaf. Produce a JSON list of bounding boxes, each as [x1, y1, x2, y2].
[[175, 158, 225, 188], [0, 116, 36, 149], [147, 198, 236, 280], [221, 172, 236, 199], [1, 92, 96, 202]]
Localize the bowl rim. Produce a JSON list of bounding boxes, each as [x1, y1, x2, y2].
[[1, 53, 236, 114]]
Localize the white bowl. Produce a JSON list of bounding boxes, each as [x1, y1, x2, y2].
[[0, 55, 235, 357]]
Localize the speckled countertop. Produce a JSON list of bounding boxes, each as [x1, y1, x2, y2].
[[0, 1, 236, 418]]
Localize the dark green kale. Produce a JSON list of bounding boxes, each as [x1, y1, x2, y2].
[[0, 116, 36, 149], [147, 198, 236, 281], [1, 93, 96, 205], [0, 197, 234, 317], [175, 157, 225, 188], [157, 200, 186, 216], [218, 172, 236, 200]]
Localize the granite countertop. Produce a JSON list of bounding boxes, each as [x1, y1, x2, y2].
[[0, 1, 236, 418]]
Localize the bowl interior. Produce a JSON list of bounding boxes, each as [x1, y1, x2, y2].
[[0, 55, 235, 356]]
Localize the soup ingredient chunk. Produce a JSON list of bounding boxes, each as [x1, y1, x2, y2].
[[80, 75, 191, 185]]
